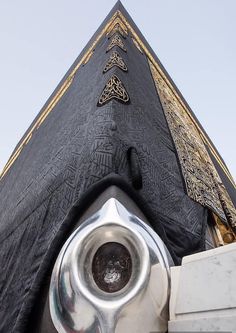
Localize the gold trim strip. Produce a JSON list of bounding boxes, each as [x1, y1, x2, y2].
[[83, 49, 94, 65], [132, 37, 143, 54], [106, 18, 128, 36]]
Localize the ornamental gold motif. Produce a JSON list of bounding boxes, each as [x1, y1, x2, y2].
[[108, 23, 127, 38], [98, 75, 130, 106], [149, 60, 236, 230], [103, 51, 128, 73], [107, 34, 127, 53], [106, 17, 128, 36]]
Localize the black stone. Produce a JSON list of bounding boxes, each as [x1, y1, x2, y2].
[[92, 242, 132, 293]]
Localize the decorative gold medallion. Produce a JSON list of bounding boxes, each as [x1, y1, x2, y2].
[[132, 37, 143, 54], [103, 51, 128, 73], [149, 59, 236, 231], [107, 34, 127, 53], [98, 75, 130, 106]]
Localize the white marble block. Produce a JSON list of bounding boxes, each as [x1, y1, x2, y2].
[[169, 243, 236, 332]]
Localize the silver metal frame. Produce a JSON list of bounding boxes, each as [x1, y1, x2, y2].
[[49, 198, 171, 333]]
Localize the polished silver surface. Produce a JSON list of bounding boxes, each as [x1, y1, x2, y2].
[[49, 198, 171, 333]]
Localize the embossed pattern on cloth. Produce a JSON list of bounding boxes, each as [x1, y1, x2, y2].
[[107, 33, 127, 52], [149, 59, 236, 229], [98, 75, 130, 106], [103, 51, 128, 73]]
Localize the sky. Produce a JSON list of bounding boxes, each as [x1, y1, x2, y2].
[[0, 0, 235, 180]]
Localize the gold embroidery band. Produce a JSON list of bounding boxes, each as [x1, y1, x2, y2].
[[149, 59, 236, 230]]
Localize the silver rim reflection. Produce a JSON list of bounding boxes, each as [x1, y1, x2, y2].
[[49, 198, 171, 333]]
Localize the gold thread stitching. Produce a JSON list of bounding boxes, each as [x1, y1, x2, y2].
[[106, 33, 127, 53], [103, 51, 128, 73], [98, 75, 130, 106], [149, 59, 236, 226]]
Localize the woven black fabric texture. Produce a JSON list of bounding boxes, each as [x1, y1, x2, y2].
[[0, 2, 233, 332]]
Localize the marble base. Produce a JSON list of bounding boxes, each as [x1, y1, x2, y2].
[[169, 243, 236, 332]]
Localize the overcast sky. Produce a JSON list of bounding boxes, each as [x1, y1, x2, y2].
[[0, 0, 235, 181]]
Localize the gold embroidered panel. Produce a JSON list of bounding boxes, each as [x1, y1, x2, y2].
[[103, 51, 128, 73], [107, 34, 127, 53], [149, 60, 236, 228], [98, 75, 129, 106]]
